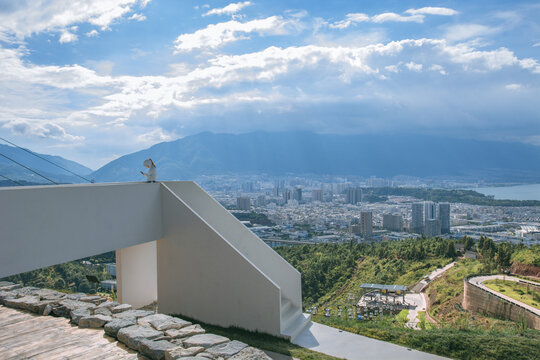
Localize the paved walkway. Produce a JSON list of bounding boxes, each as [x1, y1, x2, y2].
[[293, 321, 448, 360], [411, 262, 455, 293], [404, 293, 426, 329], [468, 275, 540, 316]]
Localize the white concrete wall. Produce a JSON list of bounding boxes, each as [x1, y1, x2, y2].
[[158, 184, 282, 336], [0, 182, 162, 278], [163, 181, 302, 308], [0, 181, 302, 337], [116, 241, 158, 309]]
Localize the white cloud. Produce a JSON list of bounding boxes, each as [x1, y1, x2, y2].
[[384, 65, 399, 73], [405, 7, 458, 16], [86, 29, 99, 37], [3, 120, 83, 142], [330, 13, 369, 29], [173, 16, 293, 53], [330, 8, 458, 29], [371, 13, 424, 23], [129, 13, 147, 22], [444, 24, 498, 42], [505, 83, 522, 91], [405, 62, 423, 72], [137, 128, 172, 143], [203, 2, 252, 17], [2, 35, 540, 156], [59, 29, 78, 43], [0, 0, 148, 40], [430, 64, 447, 75], [534, 42, 540, 47]]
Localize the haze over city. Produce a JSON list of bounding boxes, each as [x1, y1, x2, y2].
[[1, 0, 539, 168]]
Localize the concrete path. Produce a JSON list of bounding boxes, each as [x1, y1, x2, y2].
[[468, 275, 540, 316], [412, 262, 455, 293], [404, 293, 426, 329], [293, 321, 448, 360]]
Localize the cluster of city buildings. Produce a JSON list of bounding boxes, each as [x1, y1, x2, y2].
[[200, 176, 540, 247]]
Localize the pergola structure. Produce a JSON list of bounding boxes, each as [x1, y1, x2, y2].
[[360, 283, 407, 303]]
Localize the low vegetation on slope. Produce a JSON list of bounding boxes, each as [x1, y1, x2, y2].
[[1, 252, 115, 294], [277, 238, 540, 359], [274, 238, 455, 307]]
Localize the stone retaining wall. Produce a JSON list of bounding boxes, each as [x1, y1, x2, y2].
[[0, 281, 272, 360], [463, 279, 540, 330]]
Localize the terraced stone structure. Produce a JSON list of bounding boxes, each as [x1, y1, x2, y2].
[[0, 282, 272, 360]]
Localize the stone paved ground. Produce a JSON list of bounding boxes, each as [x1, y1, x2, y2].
[[0, 282, 273, 360]]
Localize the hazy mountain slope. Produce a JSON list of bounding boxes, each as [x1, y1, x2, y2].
[[0, 144, 92, 184], [91, 131, 540, 182]]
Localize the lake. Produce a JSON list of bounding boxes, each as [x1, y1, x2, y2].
[[472, 184, 540, 201]]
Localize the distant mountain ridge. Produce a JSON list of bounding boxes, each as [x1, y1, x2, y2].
[[0, 144, 92, 184], [91, 131, 540, 182]]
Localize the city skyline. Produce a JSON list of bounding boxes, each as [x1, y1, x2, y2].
[[0, 0, 539, 168]]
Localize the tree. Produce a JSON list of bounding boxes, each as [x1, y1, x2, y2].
[[464, 237, 474, 251]]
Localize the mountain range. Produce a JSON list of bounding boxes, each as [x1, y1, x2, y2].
[[0, 144, 92, 184], [3, 132, 540, 184], [90, 132, 540, 183]]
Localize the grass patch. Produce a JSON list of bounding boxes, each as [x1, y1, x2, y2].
[[171, 314, 343, 360], [417, 311, 434, 330], [314, 315, 540, 360], [395, 309, 409, 326], [484, 279, 540, 309]]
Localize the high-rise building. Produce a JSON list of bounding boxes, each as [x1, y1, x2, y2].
[[292, 187, 302, 201], [359, 211, 373, 237], [236, 197, 251, 210], [439, 203, 451, 234], [424, 201, 437, 222], [383, 214, 403, 232], [312, 189, 323, 202], [242, 182, 254, 192], [282, 189, 291, 202], [255, 195, 266, 207], [424, 219, 441, 237], [346, 187, 363, 204], [411, 202, 424, 234]]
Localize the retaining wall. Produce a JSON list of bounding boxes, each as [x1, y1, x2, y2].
[[463, 278, 540, 330]]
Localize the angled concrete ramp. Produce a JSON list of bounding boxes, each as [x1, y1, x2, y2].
[[0, 182, 309, 339]]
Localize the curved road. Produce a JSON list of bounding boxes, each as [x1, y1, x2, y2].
[[467, 275, 540, 317]]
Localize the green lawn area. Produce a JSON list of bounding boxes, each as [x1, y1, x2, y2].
[[484, 279, 540, 310], [395, 309, 409, 326], [417, 311, 435, 330]]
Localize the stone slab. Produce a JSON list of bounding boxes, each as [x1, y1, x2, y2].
[[79, 314, 113, 328], [117, 325, 164, 350], [138, 339, 178, 360], [183, 334, 230, 348], [207, 340, 248, 357], [104, 317, 137, 337], [165, 324, 205, 339], [228, 347, 273, 360]]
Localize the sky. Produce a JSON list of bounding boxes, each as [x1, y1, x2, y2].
[[0, 0, 539, 169]]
